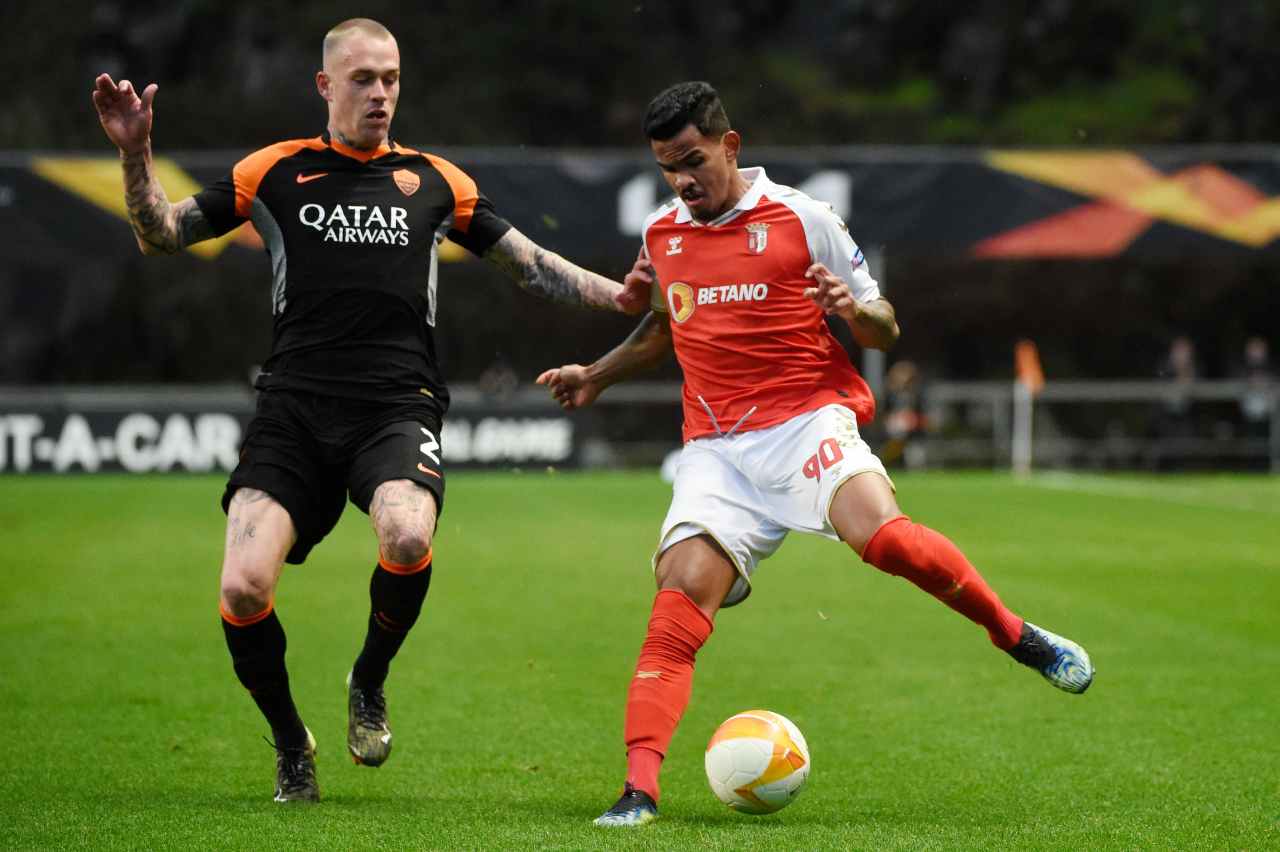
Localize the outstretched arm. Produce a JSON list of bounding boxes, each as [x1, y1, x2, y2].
[[804, 262, 900, 350], [92, 73, 214, 255], [536, 311, 674, 410], [482, 227, 649, 315]]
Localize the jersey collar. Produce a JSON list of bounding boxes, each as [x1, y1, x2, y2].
[[673, 167, 772, 226], [320, 130, 396, 162]]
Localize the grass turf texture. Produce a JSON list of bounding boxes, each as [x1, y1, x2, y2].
[[1, 471, 1276, 850]]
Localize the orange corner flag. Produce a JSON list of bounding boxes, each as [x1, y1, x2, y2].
[[1015, 339, 1045, 395]]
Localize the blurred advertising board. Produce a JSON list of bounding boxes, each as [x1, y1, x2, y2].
[[0, 387, 581, 474]]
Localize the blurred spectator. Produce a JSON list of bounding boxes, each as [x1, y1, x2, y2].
[[1157, 335, 1199, 440], [1235, 336, 1274, 440], [478, 357, 519, 399], [881, 359, 928, 469]]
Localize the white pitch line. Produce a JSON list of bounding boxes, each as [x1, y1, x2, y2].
[[1022, 471, 1280, 515]]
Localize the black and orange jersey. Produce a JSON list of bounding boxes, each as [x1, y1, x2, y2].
[[193, 131, 512, 412]]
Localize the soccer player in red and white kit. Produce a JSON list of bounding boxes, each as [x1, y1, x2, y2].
[[93, 19, 647, 804], [537, 81, 1094, 827]]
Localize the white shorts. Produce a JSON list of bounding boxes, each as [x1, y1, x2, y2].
[[655, 404, 893, 607]]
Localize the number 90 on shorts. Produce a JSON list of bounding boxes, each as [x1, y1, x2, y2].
[[655, 404, 892, 606]]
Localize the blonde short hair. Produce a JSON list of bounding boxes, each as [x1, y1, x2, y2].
[[322, 18, 395, 65]]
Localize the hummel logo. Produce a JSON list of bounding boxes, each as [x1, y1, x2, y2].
[[296, 172, 329, 184], [635, 670, 662, 679]]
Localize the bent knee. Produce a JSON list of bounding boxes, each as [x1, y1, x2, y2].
[[829, 471, 902, 555], [844, 506, 916, 560], [379, 526, 432, 567], [655, 535, 736, 614], [843, 509, 905, 557], [220, 570, 275, 618]]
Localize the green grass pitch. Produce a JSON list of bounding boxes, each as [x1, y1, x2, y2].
[[1, 471, 1277, 850]]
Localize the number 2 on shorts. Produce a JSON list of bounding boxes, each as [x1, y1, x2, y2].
[[419, 427, 440, 464]]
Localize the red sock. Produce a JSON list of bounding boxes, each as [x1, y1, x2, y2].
[[861, 516, 1023, 649], [622, 589, 714, 802]]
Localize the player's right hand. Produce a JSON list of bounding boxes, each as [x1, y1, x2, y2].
[[92, 74, 157, 155], [614, 250, 656, 316], [535, 364, 601, 411]]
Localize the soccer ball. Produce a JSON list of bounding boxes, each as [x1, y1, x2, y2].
[[704, 710, 810, 814]]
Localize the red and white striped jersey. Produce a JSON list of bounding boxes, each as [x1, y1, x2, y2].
[[644, 167, 881, 443]]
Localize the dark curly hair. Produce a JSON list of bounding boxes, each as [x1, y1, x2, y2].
[[642, 81, 731, 141]]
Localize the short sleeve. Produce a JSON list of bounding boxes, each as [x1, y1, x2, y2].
[[422, 153, 511, 256], [195, 140, 314, 235], [192, 173, 247, 238], [447, 194, 511, 256], [806, 205, 880, 303]]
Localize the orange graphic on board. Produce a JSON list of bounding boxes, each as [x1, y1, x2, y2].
[[974, 152, 1280, 257]]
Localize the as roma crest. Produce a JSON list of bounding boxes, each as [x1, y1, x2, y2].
[[393, 169, 421, 197], [746, 222, 770, 254]]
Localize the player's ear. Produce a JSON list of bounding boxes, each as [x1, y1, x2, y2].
[[316, 70, 332, 102], [722, 130, 741, 164]]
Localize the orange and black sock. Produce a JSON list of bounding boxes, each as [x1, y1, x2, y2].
[[351, 549, 433, 688], [220, 604, 307, 748]]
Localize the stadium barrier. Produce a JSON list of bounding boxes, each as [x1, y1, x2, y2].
[[922, 380, 1279, 472], [1, 380, 1274, 474]]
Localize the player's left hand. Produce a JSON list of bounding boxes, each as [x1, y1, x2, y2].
[[614, 249, 653, 315], [536, 364, 601, 410], [803, 262, 860, 324]]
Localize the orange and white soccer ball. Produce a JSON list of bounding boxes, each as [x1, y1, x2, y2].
[[704, 710, 811, 814]]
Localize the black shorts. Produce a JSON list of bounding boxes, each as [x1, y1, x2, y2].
[[222, 389, 446, 564]]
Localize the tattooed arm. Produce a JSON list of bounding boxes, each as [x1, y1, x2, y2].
[[92, 73, 215, 255], [482, 227, 647, 314], [121, 153, 215, 255]]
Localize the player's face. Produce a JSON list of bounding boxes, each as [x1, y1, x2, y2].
[[318, 33, 400, 150], [652, 125, 742, 222]]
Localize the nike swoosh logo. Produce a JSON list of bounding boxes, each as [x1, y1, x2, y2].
[[417, 463, 441, 478], [296, 172, 329, 184]]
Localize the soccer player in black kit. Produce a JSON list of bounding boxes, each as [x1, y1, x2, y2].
[[92, 18, 646, 802]]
